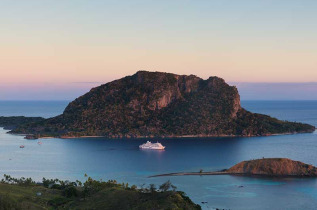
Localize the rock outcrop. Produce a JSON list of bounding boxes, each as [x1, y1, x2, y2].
[[226, 158, 317, 177], [11, 71, 315, 138]]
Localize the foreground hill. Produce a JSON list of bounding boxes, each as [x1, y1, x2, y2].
[[0, 175, 200, 210], [226, 158, 317, 177], [12, 71, 315, 138]]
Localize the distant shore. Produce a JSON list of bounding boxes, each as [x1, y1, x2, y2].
[[34, 130, 316, 140], [18, 131, 317, 140], [1, 126, 315, 140]]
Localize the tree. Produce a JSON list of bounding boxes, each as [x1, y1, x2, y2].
[[149, 184, 156, 193], [76, 180, 82, 187], [139, 183, 146, 193], [171, 184, 177, 192], [159, 180, 172, 192]]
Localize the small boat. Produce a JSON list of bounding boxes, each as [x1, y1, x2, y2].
[[139, 141, 165, 150], [20, 145, 25, 148], [38, 141, 42, 145]]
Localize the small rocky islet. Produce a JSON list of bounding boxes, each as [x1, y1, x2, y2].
[[152, 158, 317, 178], [226, 158, 317, 177], [7, 71, 315, 138]]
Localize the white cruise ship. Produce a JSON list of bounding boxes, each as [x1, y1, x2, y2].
[[139, 141, 165, 150]]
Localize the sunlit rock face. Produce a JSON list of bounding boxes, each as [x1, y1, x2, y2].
[[12, 71, 315, 138]]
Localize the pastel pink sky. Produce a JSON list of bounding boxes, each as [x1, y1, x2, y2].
[[1, 0, 316, 100]]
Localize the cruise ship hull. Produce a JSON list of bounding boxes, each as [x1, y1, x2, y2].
[[139, 141, 165, 150], [139, 146, 165, 150]]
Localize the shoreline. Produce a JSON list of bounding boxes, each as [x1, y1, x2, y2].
[[149, 171, 230, 177], [149, 171, 317, 178], [1, 127, 315, 140], [29, 130, 317, 140]]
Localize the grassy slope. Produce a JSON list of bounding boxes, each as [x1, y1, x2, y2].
[[0, 183, 200, 210], [0, 184, 58, 209], [69, 187, 199, 210]]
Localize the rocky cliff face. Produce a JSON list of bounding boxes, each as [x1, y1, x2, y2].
[[12, 71, 315, 138], [226, 158, 317, 177]]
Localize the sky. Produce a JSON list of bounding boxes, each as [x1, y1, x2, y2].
[[0, 0, 316, 100]]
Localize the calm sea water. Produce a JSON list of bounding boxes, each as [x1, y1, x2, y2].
[[0, 100, 317, 210], [0, 101, 69, 118]]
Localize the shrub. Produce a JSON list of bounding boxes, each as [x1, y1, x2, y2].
[[63, 186, 78, 198]]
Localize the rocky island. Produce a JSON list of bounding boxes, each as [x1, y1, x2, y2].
[[10, 71, 315, 138], [151, 158, 317, 177]]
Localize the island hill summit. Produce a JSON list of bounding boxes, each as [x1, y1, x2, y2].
[[12, 71, 315, 138]]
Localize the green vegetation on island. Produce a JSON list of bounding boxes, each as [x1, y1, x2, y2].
[[10, 71, 316, 138], [0, 174, 200, 210]]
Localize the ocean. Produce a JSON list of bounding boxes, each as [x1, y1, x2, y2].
[[0, 100, 316, 210]]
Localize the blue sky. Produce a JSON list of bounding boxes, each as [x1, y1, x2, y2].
[[0, 0, 316, 100], [232, 82, 317, 100], [1, 81, 316, 101]]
